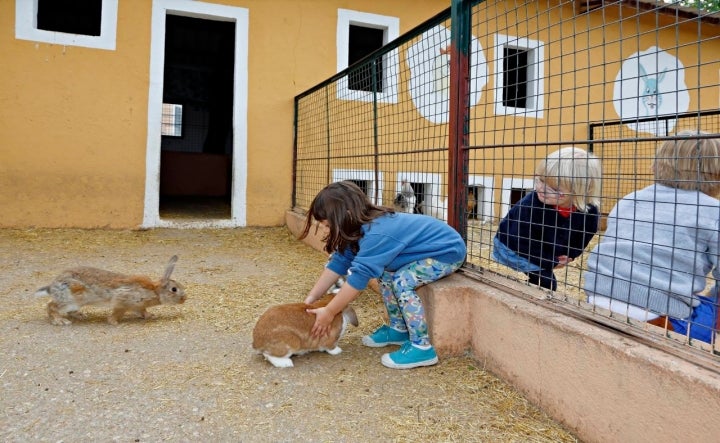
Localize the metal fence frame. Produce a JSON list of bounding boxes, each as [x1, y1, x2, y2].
[[292, 0, 720, 355]]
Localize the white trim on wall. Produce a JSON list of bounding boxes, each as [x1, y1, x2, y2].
[[15, 0, 119, 50], [143, 0, 249, 228], [467, 175, 495, 222], [493, 33, 545, 118], [396, 172, 442, 209], [500, 177, 534, 218], [332, 169, 385, 205], [336, 9, 399, 104]]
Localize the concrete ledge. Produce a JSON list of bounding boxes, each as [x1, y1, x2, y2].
[[286, 210, 720, 442], [286, 208, 326, 252], [420, 273, 720, 442]]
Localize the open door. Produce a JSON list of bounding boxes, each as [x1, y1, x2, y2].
[[144, 0, 248, 228], [159, 15, 234, 221]]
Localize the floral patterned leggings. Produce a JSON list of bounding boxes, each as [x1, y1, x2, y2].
[[378, 258, 464, 346]]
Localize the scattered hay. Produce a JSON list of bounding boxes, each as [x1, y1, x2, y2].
[[0, 227, 579, 441]]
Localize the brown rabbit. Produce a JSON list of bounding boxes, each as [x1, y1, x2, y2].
[[34, 256, 186, 326], [252, 294, 359, 368]]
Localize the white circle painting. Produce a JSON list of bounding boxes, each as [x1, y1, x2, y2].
[[407, 24, 487, 124], [613, 46, 689, 136]]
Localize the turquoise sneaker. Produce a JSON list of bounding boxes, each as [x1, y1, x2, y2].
[[381, 342, 438, 369], [361, 325, 409, 348]]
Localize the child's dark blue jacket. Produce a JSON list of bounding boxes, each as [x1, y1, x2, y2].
[[495, 191, 599, 271]]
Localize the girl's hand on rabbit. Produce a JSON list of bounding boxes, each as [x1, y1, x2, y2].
[[307, 306, 334, 337]]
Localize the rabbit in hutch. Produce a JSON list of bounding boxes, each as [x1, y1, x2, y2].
[[393, 179, 417, 214]]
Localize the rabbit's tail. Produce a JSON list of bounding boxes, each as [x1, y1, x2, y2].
[[34, 286, 51, 297]]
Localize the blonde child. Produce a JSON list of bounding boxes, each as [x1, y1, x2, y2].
[[299, 181, 466, 369], [493, 147, 602, 290], [584, 130, 720, 343]]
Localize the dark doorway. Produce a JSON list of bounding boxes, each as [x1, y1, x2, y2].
[[159, 15, 235, 220], [409, 182, 425, 214]]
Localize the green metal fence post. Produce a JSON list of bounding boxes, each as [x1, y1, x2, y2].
[[292, 96, 299, 208], [372, 59, 380, 205], [325, 86, 331, 185]]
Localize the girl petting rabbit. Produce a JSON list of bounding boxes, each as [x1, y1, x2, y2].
[[299, 181, 466, 369]]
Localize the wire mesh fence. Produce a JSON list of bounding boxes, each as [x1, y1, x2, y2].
[[293, 0, 720, 355]]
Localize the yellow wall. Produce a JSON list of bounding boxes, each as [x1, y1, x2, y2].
[[300, 1, 720, 217], [3, 0, 717, 228], [0, 0, 449, 228], [0, 2, 153, 228]]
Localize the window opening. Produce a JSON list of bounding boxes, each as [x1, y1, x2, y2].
[[348, 179, 371, 196], [348, 25, 385, 92], [161, 103, 183, 137], [510, 186, 531, 206], [37, 0, 102, 36], [494, 34, 544, 117], [336, 9, 399, 103], [411, 182, 425, 214], [467, 186, 480, 219], [502, 47, 528, 109]]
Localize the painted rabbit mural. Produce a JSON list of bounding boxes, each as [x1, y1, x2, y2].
[[638, 64, 667, 116], [612, 46, 689, 136]]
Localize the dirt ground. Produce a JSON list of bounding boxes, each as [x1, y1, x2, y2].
[[0, 227, 578, 442]]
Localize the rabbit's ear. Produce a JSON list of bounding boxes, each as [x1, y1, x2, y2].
[[163, 255, 178, 282]]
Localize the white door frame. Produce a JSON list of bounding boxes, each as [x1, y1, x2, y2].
[[143, 0, 248, 228]]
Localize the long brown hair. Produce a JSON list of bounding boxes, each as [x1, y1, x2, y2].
[[299, 181, 394, 254]]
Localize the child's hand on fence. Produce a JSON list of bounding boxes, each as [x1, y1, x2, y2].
[[555, 256, 573, 269]]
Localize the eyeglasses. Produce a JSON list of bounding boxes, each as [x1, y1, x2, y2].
[[534, 177, 565, 198]]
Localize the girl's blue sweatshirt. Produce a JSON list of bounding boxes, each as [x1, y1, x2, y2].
[[326, 212, 467, 290]]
